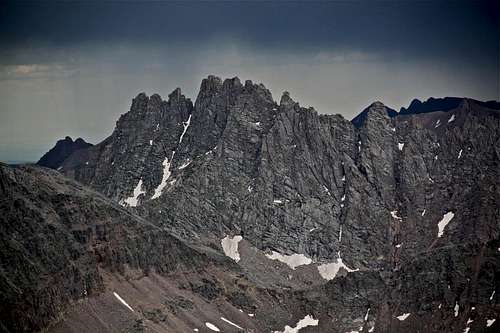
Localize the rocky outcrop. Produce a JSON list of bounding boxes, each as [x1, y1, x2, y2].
[[37, 136, 92, 169]]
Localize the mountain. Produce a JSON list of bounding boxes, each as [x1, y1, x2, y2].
[[400, 97, 500, 115], [37, 136, 93, 169], [2, 76, 500, 333]]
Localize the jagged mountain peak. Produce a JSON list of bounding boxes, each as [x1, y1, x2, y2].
[[351, 101, 397, 128], [280, 91, 296, 107], [37, 136, 93, 169], [400, 96, 500, 116]]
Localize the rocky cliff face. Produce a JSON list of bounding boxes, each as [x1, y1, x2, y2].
[[3, 76, 500, 332], [37, 136, 92, 169]]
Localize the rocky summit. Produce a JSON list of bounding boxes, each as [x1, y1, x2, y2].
[[1, 76, 499, 333]]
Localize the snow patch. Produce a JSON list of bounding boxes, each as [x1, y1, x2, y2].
[[395, 243, 402, 248], [151, 154, 173, 199], [358, 140, 362, 152], [205, 322, 220, 332], [454, 302, 459, 317], [341, 194, 346, 202], [448, 114, 456, 123], [317, 254, 358, 280], [437, 211, 455, 238], [339, 225, 343, 242], [398, 143, 405, 151], [490, 290, 495, 300], [248, 313, 255, 317], [113, 292, 134, 312], [121, 179, 146, 207], [421, 209, 426, 216], [221, 235, 243, 262], [435, 119, 441, 128], [273, 314, 319, 333], [396, 313, 410, 321], [487, 319, 496, 327], [458, 149, 463, 159], [391, 210, 402, 220], [273, 199, 283, 204], [266, 251, 312, 269], [149, 139, 153, 145], [221, 317, 244, 330]]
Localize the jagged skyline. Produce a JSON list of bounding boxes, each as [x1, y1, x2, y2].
[[0, 0, 498, 162]]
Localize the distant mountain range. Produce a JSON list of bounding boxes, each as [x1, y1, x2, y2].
[[1, 76, 499, 333]]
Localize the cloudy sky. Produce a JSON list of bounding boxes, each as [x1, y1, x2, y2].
[[0, 0, 498, 162]]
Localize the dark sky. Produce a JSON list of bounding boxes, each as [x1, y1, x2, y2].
[[0, 0, 498, 162]]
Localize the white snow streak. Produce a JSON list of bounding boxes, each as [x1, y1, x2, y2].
[[421, 209, 426, 216], [487, 319, 496, 327], [458, 149, 463, 159], [323, 185, 331, 196], [273, 314, 319, 333], [221, 317, 244, 330], [178, 160, 191, 169], [221, 235, 243, 262], [113, 292, 134, 312], [205, 322, 220, 332], [365, 308, 370, 321], [151, 154, 173, 199], [398, 143, 405, 151], [266, 251, 312, 269], [437, 212, 455, 238], [149, 139, 153, 145], [122, 179, 146, 207], [448, 114, 456, 123], [396, 313, 410, 321], [454, 302, 459, 317], [273, 199, 283, 204], [178, 114, 192, 145], [490, 290, 495, 300], [435, 119, 441, 128]]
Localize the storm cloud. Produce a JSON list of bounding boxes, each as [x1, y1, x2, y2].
[[0, 1, 498, 162]]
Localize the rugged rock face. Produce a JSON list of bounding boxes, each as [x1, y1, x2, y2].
[[37, 136, 92, 169], [0, 163, 214, 332], [3, 76, 500, 332]]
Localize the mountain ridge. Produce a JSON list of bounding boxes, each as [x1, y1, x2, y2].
[[3, 75, 499, 332]]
